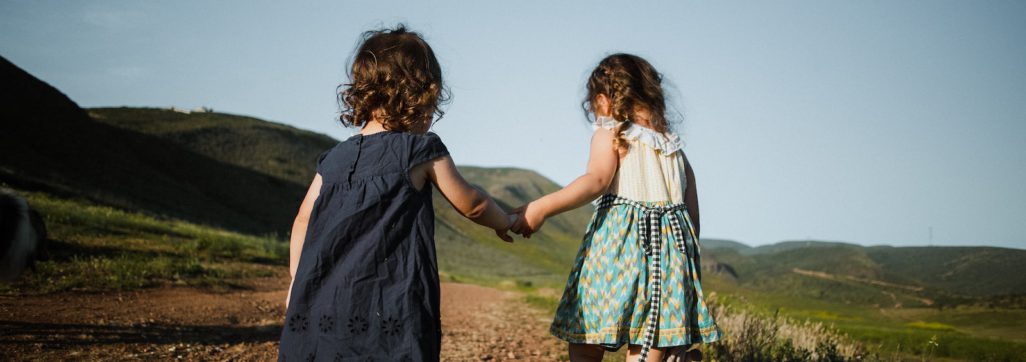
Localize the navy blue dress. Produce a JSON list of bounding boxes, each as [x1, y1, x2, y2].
[[279, 131, 449, 362]]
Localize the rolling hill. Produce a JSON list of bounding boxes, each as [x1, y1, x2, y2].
[[85, 110, 592, 286], [86, 107, 337, 186], [1, 56, 589, 286], [702, 239, 1026, 307], [0, 56, 306, 236]]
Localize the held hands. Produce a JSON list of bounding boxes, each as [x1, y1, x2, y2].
[[510, 202, 546, 238], [494, 214, 516, 243], [493, 203, 546, 242]]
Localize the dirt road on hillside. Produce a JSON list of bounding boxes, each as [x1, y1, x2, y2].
[[0, 278, 566, 361]]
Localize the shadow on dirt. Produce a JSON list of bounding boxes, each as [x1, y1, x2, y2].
[[0, 320, 282, 346]]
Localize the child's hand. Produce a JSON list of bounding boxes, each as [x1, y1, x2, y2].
[[511, 202, 546, 238], [494, 214, 516, 243]]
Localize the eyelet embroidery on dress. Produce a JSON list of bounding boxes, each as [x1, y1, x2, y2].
[[381, 316, 402, 337], [288, 314, 308, 333], [333, 352, 344, 362], [348, 316, 369, 335], [319, 314, 334, 333]]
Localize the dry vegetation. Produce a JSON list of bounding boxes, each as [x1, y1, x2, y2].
[[703, 301, 865, 362]]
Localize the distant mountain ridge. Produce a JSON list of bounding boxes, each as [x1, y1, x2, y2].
[[702, 238, 1026, 301]]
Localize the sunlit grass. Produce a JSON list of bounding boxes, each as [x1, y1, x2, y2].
[[906, 321, 956, 331], [702, 277, 1026, 361], [1, 189, 288, 294]]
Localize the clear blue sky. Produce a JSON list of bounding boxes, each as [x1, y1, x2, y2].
[[2, 1, 1024, 249]]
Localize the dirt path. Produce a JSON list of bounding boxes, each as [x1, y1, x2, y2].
[[0, 278, 565, 361]]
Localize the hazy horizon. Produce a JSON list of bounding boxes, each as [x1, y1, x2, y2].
[[2, 1, 1024, 249]]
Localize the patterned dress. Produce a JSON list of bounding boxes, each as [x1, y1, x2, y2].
[[550, 117, 721, 359]]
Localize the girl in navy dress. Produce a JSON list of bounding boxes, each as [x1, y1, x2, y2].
[[278, 25, 515, 361]]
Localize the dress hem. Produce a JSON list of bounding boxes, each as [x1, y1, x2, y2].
[[549, 324, 721, 349]]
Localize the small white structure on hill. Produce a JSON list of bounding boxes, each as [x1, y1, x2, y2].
[[167, 106, 214, 114]]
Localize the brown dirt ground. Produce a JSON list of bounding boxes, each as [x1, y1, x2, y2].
[[0, 277, 566, 361]]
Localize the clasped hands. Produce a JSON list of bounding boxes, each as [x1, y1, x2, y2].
[[494, 202, 546, 242]]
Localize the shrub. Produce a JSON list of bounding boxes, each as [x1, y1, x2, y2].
[[704, 304, 865, 362]]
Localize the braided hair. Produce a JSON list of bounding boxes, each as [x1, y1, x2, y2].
[[583, 53, 669, 154]]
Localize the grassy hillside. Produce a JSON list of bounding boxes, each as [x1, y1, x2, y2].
[[743, 240, 864, 256], [0, 56, 306, 236], [701, 238, 752, 252], [86, 109, 592, 287], [701, 240, 1026, 361], [0, 187, 287, 294], [435, 167, 592, 286], [703, 239, 1026, 300], [866, 246, 1026, 297], [2, 56, 590, 288], [84, 109, 593, 288], [87, 107, 337, 185]]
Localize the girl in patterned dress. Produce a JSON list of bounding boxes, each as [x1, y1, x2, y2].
[[512, 54, 721, 361]]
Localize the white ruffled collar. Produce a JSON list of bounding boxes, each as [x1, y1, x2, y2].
[[593, 116, 682, 154]]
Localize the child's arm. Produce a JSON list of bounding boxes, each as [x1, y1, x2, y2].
[[285, 173, 323, 309], [683, 154, 700, 238], [420, 155, 514, 242], [513, 128, 619, 237]]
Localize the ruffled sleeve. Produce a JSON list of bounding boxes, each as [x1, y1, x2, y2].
[[592, 116, 682, 155], [627, 127, 682, 154], [592, 116, 621, 131]]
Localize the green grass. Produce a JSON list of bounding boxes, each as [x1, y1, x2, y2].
[[88, 107, 338, 186], [524, 294, 560, 313], [843, 324, 1026, 361], [11, 187, 1025, 361], [906, 321, 956, 331], [0, 189, 288, 294], [704, 276, 1026, 361]]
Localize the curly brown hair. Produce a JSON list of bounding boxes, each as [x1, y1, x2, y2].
[[338, 25, 448, 133], [583, 53, 670, 154]]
